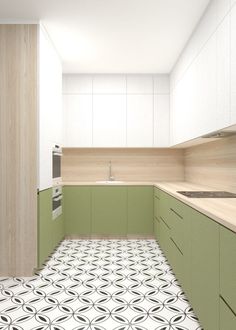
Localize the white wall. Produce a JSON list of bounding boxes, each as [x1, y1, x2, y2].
[[63, 74, 170, 148]]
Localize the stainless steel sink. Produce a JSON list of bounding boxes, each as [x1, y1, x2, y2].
[[177, 191, 236, 198]]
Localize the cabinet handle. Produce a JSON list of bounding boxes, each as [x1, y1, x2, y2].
[[160, 216, 170, 229], [170, 237, 183, 256], [219, 295, 236, 318], [53, 195, 63, 202], [170, 208, 183, 219], [155, 196, 160, 200]]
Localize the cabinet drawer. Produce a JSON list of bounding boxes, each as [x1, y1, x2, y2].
[[159, 190, 171, 228], [154, 216, 160, 242], [159, 217, 171, 259], [154, 187, 160, 198], [169, 236, 184, 285], [220, 226, 236, 314], [169, 196, 185, 220], [220, 297, 236, 330], [154, 195, 160, 220]]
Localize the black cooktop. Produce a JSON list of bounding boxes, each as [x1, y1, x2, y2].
[[177, 191, 236, 198]]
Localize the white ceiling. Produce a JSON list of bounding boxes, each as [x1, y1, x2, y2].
[[0, 0, 210, 73]]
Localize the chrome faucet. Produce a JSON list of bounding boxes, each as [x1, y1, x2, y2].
[[108, 161, 115, 181]]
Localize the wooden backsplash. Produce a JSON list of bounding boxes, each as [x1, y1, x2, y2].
[[184, 135, 236, 193], [62, 148, 184, 182]]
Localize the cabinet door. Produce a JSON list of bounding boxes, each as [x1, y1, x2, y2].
[[191, 210, 219, 330], [220, 226, 236, 313], [127, 187, 153, 236], [38, 188, 53, 267], [153, 95, 170, 147], [127, 95, 153, 147], [91, 187, 127, 236], [231, 4, 236, 124], [63, 95, 93, 147], [64, 187, 91, 237], [216, 15, 230, 129], [93, 95, 126, 147], [220, 297, 236, 330]]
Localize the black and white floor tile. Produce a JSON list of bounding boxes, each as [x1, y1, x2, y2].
[[0, 240, 202, 330]]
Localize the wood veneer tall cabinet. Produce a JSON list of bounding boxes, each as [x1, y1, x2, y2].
[[0, 24, 38, 276], [0, 24, 62, 276]]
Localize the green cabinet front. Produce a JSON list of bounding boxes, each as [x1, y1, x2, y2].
[[220, 226, 236, 314], [127, 186, 153, 235], [220, 297, 236, 330], [191, 209, 219, 330], [91, 187, 127, 236], [38, 188, 65, 267], [64, 186, 91, 236]]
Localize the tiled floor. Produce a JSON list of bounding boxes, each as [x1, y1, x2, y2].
[[0, 240, 202, 330]]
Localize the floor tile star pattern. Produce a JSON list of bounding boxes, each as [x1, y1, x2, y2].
[[0, 239, 202, 330]]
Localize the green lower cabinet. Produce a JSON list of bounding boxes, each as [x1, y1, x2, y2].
[[127, 187, 153, 235], [154, 217, 160, 241], [191, 209, 219, 330], [38, 188, 65, 268], [220, 226, 236, 314], [159, 217, 171, 259], [64, 186, 91, 236], [91, 187, 127, 236], [52, 213, 64, 248], [38, 188, 53, 267], [220, 297, 236, 330]]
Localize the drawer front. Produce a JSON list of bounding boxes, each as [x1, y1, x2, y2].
[[159, 191, 171, 228], [154, 187, 160, 198], [220, 297, 236, 330], [154, 216, 160, 242], [154, 195, 160, 220], [169, 237, 184, 285], [159, 217, 171, 259], [220, 226, 236, 314]]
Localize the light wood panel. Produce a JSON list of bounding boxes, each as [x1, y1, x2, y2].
[[184, 135, 236, 193], [0, 25, 38, 276], [62, 148, 184, 182]]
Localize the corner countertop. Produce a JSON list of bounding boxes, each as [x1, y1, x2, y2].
[[154, 181, 236, 233], [62, 180, 236, 233]]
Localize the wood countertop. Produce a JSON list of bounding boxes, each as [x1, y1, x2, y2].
[[62, 181, 236, 233], [154, 181, 236, 233]]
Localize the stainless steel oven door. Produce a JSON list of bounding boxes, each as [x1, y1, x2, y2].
[[52, 186, 62, 220]]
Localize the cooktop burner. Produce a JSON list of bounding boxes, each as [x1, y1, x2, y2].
[[177, 191, 236, 198]]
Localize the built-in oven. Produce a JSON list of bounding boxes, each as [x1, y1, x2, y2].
[[52, 185, 63, 219], [52, 145, 62, 185]]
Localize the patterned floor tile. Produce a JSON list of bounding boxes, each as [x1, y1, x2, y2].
[[0, 240, 202, 330]]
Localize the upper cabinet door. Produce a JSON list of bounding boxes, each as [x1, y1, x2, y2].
[[63, 95, 93, 147], [127, 75, 153, 94], [93, 95, 126, 147], [231, 4, 236, 125], [216, 14, 230, 129], [93, 75, 126, 94], [154, 95, 170, 147], [127, 95, 153, 147], [63, 75, 93, 94]]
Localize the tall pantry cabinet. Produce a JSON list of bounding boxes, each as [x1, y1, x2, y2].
[[0, 24, 62, 276]]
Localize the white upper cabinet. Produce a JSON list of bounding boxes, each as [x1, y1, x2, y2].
[[127, 75, 153, 94], [154, 95, 170, 147], [127, 95, 153, 147], [93, 75, 126, 94], [39, 26, 62, 191], [63, 75, 93, 94], [231, 4, 236, 124], [153, 75, 170, 94], [63, 74, 170, 148], [93, 95, 126, 147], [216, 14, 230, 129], [170, 0, 234, 146], [63, 95, 92, 147]]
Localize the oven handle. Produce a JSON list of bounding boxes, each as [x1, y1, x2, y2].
[[53, 195, 63, 202], [53, 152, 63, 156]]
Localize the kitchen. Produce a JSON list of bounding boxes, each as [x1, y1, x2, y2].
[[0, 0, 236, 329]]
